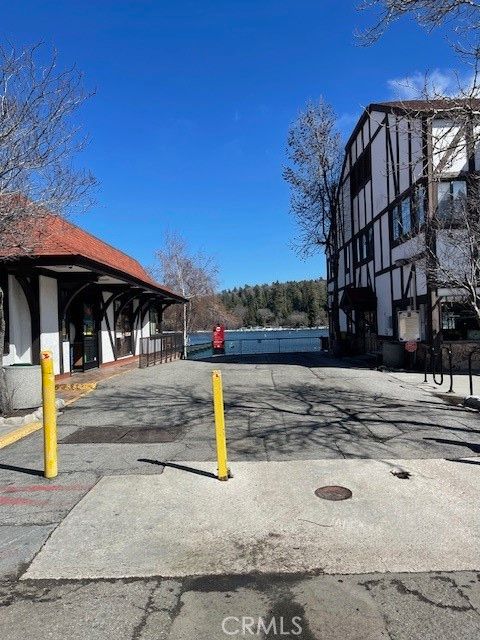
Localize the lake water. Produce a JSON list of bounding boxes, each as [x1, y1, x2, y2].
[[187, 327, 329, 358]]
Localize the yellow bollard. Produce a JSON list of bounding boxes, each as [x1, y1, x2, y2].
[[212, 369, 229, 481], [41, 350, 58, 479]]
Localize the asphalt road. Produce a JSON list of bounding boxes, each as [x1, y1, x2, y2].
[[1, 353, 480, 639]]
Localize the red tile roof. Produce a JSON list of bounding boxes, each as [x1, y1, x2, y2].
[[0, 213, 184, 300]]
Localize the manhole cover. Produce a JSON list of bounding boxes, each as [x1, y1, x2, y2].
[[315, 486, 352, 501], [60, 426, 177, 444]]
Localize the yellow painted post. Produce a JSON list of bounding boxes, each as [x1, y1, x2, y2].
[[212, 369, 229, 481], [41, 350, 58, 479]]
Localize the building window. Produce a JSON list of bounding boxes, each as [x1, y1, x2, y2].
[[437, 180, 467, 222], [344, 245, 350, 274], [350, 147, 372, 198], [401, 198, 411, 235], [414, 184, 426, 226], [441, 301, 480, 340], [149, 306, 162, 335], [393, 204, 402, 240], [354, 228, 374, 263], [392, 192, 418, 241]]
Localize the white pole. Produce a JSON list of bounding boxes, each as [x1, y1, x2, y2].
[[183, 302, 188, 359]]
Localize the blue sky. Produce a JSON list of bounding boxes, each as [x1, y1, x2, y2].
[[2, 1, 462, 289]]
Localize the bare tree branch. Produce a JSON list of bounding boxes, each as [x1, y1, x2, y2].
[[0, 43, 96, 248], [358, 0, 480, 44], [283, 98, 342, 257], [153, 231, 234, 334], [0, 43, 96, 413], [283, 98, 343, 342]]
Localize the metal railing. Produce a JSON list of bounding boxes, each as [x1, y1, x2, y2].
[[139, 333, 183, 369], [468, 347, 480, 396], [223, 335, 323, 356], [187, 335, 326, 360]]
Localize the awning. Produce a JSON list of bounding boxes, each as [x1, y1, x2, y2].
[[340, 286, 377, 312]]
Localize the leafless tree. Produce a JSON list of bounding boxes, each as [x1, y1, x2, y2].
[[0, 43, 96, 413], [154, 231, 222, 355], [422, 175, 480, 326], [357, 0, 480, 337], [358, 0, 480, 44], [283, 98, 343, 343]]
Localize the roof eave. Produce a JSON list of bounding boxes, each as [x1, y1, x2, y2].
[[1, 253, 186, 303]]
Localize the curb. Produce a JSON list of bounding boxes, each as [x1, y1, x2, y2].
[[0, 421, 42, 449], [56, 381, 97, 392]]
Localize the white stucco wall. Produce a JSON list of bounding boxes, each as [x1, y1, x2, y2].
[[133, 300, 142, 354], [392, 267, 402, 301], [392, 235, 424, 264], [371, 128, 388, 216], [39, 276, 60, 375], [410, 120, 424, 183], [432, 120, 468, 174], [415, 264, 427, 296], [397, 116, 411, 194], [100, 292, 115, 364], [4, 275, 32, 366], [62, 341, 71, 374], [375, 272, 393, 337]]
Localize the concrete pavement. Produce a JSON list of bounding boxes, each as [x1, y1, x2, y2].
[[1, 571, 480, 639], [24, 457, 480, 579], [2, 353, 480, 638], [37, 353, 480, 463]]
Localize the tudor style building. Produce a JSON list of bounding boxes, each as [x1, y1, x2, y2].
[[0, 214, 185, 375], [327, 99, 480, 364]]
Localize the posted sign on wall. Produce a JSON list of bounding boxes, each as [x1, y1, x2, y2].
[[398, 310, 420, 342]]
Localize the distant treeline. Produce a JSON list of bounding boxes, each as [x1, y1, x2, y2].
[[218, 278, 328, 328]]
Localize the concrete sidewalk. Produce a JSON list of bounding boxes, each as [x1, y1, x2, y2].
[[387, 369, 479, 403], [24, 457, 480, 580]]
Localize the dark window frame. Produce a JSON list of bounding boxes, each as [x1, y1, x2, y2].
[[149, 305, 163, 336], [391, 180, 428, 246], [353, 226, 374, 266], [441, 300, 480, 341], [350, 146, 372, 198], [436, 178, 467, 224], [344, 243, 351, 275]]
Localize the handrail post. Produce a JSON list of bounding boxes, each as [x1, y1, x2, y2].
[[469, 350, 474, 396], [447, 346, 454, 393]]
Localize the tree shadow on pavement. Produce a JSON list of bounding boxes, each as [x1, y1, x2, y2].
[[424, 438, 480, 455], [138, 458, 217, 479], [58, 363, 480, 461]]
